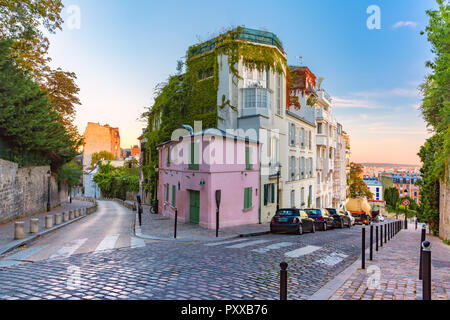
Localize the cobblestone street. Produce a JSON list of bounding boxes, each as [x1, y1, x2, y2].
[[0, 202, 365, 300], [330, 226, 450, 300]]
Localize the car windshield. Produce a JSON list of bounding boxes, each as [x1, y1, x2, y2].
[[276, 210, 299, 216], [326, 209, 337, 215], [305, 209, 321, 216]]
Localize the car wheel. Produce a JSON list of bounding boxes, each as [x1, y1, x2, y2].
[[347, 220, 351, 228], [311, 223, 316, 233], [323, 222, 327, 231], [297, 224, 303, 235]]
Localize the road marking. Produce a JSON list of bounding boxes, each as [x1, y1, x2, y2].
[[315, 252, 349, 266], [130, 237, 146, 248], [95, 234, 120, 252], [50, 239, 87, 260], [204, 238, 251, 247], [226, 240, 271, 249], [252, 242, 294, 254], [285, 245, 321, 258], [0, 246, 48, 267]]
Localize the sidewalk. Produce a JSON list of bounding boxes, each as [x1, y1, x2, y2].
[[328, 225, 450, 300], [136, 205, 270, 242], [0, 200, 95, 254]]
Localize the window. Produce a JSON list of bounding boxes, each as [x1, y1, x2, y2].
[[167, 146, 171, 166], [290, 156, 295, 181], [301, 188, 305, 207], [243, 88, 272, 109], [317, 123, 323, 134], [309, 186, 313, 207], [165, 184, 169, 202], [244, 187, 253, 210], [301, 128, 305, 148], [189, 142, 199, 170], [290, 124, 296, 146], [246, 146, 253, 170], [290, 190, 295, 208], [276, 73, 281, 115], [308, 131, 312, 150], [300, 157, 305, 179], [172, 185, 176, 207]]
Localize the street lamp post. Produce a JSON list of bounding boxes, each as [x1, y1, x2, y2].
[[276, 163, 282, 211], [46, 170, 51, 212]]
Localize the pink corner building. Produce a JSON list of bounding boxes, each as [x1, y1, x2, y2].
[[157, 129, 260, 229]]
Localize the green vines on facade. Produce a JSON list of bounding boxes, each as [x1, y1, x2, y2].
[[142, 27, 288, 200]]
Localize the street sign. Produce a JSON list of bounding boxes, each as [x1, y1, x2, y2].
[[402, 199, 410, 207]]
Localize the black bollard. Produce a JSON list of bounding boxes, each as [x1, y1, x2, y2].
[[370, 223, 374, 261], [380, 223, 383, 248], [422, 241, 432, 300], [174, 208, 178, 239], [419, 224, 427, 280], [415, 218, 418, 230], [280, 262, 288, 300], [385, 223, 387, 243], [362, 224, 366, 269], [376, 225, 379, 252], [388, 223, 391, 241], [216, 208, 219, 238]]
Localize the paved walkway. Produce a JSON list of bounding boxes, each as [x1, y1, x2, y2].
[[329, 226, 450, 300], [0, 200, 93, 248], [138, 205, 270, 241]]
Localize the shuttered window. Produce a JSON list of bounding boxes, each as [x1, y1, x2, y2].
[[244, 187, 253, 210], [189, 142, 199, 170], [171, 185, 176, 207], [246, 146, 253, 170]]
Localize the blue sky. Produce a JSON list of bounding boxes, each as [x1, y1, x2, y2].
[[47, 0, 437, 164]]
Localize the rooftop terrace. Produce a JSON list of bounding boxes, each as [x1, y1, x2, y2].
[[189, 27, 284, 57]]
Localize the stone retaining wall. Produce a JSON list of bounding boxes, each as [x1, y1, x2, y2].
[[0, 159, 68, 224]]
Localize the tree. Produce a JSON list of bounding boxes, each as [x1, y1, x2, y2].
[[93, 162, 139, 200], [417, 0, 450, 235], [347, 163, 374, 199], [58, 159, 83, 202], [0, 40, 79, 170], [384, 187, 400, 207], [1, 1, 82, 141], [90, 151, 117, 166]]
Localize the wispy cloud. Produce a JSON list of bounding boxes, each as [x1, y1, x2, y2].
[[393, 21, 417, 29], [350, 88, 421, 98], [333, 97, 382, 109]]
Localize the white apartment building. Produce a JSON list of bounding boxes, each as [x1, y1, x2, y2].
[[284, 105, 316, 210]]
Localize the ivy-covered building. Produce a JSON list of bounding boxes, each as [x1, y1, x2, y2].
[[144, 26, 349, 226]]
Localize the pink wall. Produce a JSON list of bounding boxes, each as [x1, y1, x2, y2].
[[158, 134, 260, 229]]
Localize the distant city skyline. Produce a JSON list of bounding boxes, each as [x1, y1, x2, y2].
[[47, 0, 437, 165]]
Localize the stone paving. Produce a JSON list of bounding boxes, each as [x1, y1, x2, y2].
[[139, 205, 270, 240], [0, 224, 364, 300], [330, 227, 450, 300], [0, 200, 94, 248]]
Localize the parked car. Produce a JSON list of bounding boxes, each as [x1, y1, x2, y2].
[[376, 214, 385, 222], [342, 210, 356, 226], [270, 209, 316, 235], [327, 208, 352, 228], [304, 209, 334, 231]]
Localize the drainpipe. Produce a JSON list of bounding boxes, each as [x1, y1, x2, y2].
[[258, 141, 262, 225]]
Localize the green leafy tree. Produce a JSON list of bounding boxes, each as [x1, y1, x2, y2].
[[384, 187, 400, 207], [417, 0, 450, 235], [0, 40, 79, 170], [348, 163, 374, 199], [58, 159, 83, 201], [90, 151, 117, 166], [93, 162, 139, 200]]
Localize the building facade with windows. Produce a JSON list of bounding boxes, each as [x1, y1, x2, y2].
[[157, 129, 260, 229], [363, 178, 384, 201], [200, 28, 289, 223], [381, 172, 421, 204]]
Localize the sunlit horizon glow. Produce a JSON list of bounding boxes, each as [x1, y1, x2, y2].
[[46, 0, 435, 166]]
